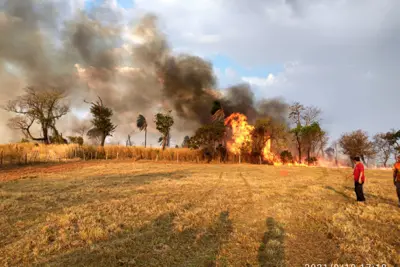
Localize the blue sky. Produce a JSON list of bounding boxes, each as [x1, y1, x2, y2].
[[209, 55, 283, 78], [85, 0, 135, 10]]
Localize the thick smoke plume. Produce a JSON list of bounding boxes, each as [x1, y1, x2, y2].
[[0, 0, 288, 144]]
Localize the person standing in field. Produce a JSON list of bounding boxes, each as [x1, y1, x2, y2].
[[353, 156, 366, 202], [392, 155, 400, 207]]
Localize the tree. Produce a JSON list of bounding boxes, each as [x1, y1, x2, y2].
[[384, 129, 400, 156], [72, 120, 91, 138], [154, 111, 174, 150], [251, 117, 287, 156], [338, 130, 375, 165], [182, 135, 190, 148], [136, 114, 148, 148], [373, 133, 395, 167], [302, 106, 322, 126], [87, 128, 102, 145], [301, 122, 325, 164], [85, 97, 117, 146], [68, 136, 84, 146], [325, 147, 335, 161], [288, 102, 325, 163], [288, 102, 305, 126], [4, 86, 69, 144], [126, 134, 132, 146], [280, 150, 293, 164], [289, 125, 304, 163], [188, 122, 225, 150], [288, 102, 305, 162]]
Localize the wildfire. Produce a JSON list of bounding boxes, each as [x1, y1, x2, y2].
[[224, 113, 312, 166], [224, 113, 283, 165], [224, 113, 254, 155], [262, 139, 283, 166]]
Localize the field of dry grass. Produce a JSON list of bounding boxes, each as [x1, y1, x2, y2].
[[0, 144, 204, 165], [0, 161, 399, 266]]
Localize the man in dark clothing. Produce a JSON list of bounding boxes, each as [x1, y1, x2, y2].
[[353, 156, 366, 202], [392, 155, 400, 207]]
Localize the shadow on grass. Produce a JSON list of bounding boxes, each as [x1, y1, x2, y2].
[[0, 171, 189, 227], [38, 210, 233, 267], [0, 161, 82, 175], [325, 186, 352, 200], [342, 186, 398, 206], [258, 217, 285, 267]]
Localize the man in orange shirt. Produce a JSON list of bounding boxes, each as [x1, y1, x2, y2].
[[393, 155, 400, 207], [353, 156, 366, 202]]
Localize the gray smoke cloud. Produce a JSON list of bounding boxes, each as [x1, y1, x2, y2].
[[0, 1, 289, 144]]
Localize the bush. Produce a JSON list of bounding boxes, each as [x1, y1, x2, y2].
[[67, 136, 84, 146], [306, 156, 318, 165], [280, 150, 293, 164]]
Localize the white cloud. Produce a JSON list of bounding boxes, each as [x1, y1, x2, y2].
[[242, 74, 276, 87]]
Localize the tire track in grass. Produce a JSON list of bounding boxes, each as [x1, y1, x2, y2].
[[197, 171, 225, 204], [239, 172, 254, 203]]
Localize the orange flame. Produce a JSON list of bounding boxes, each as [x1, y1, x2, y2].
[[224, 113, 254, 155], [262, 139, 283, 166], [224, 113, 312, 166]]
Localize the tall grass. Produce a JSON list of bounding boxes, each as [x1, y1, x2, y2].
[[0, 144, 224, 166]]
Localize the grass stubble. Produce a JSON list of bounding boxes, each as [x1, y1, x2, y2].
[[0, 161, 399, 266]]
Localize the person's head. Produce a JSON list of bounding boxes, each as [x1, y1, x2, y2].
[[352, 156, 361, 163]]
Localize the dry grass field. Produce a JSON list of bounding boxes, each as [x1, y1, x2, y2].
[[0, 161, 399, 266]]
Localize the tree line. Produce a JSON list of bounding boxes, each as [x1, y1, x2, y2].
[[3, 87, 174, 150], [3, 87, 399, 166]]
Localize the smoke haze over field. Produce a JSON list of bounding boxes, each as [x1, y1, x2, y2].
[[0, 0, 289, 145]]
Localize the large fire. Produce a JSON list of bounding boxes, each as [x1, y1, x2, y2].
[[224, 113, 254, 155], [224, 113, 309, 166]]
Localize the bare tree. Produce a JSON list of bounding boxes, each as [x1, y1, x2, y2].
[[72, 119, 91, 137], [288, 102, 305, 126], [302, 106, 322, 126], [4, 86, 69, 144]]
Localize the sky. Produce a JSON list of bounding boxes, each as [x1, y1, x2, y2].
[[1, 0, 399, 147], [80, 0, 399, 145]]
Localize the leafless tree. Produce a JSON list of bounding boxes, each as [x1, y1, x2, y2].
[[4, 86, 69, 144], [302, 106, 322, 126], [72, 120, 91, 137], [288, 102, 305, 126]]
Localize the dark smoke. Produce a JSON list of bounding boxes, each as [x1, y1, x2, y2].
[[256, 97, 289, 123], [0, 1, 288, 144]]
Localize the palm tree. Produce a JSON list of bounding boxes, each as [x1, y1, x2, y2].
[[136, 114, 147, 148]]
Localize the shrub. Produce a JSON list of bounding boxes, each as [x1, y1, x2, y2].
[[280, 150, 293, 164]]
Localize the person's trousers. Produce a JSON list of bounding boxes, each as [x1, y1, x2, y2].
[[354, 181, 365, 201], [396, 181, 400, 203]]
